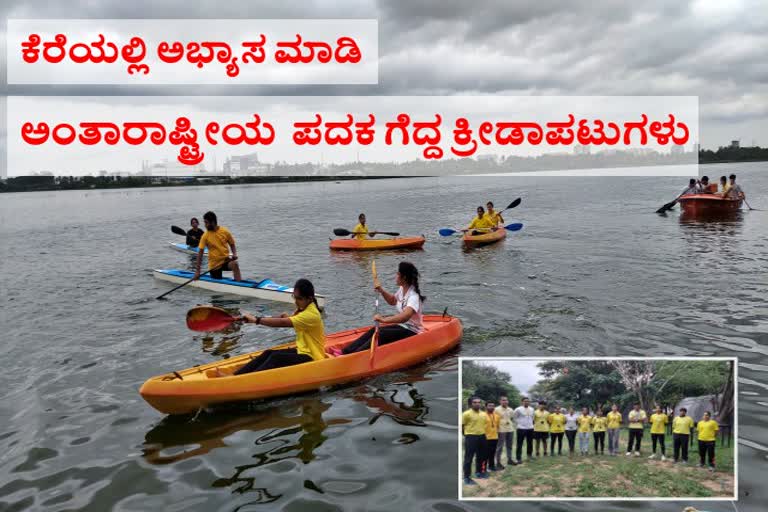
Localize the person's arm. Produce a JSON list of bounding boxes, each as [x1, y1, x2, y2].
[[376, 285, 397, 306], [228, 237, 238, 261], [376, 306, 414, 325], [241, 313, 293, 328]]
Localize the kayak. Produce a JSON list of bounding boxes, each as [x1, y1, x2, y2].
[[678, 194, 742, 216], [463, 228, 506, 248], [329, 236, 425, 251], [153, 269, 327, 306], [169, 242, 207, 255], [139, 314, 462, 415]]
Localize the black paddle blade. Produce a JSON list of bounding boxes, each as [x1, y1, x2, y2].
[[171, 225, 187, 236], [504, 198, 522, 210], [656, 200, 677, 213], [333, 228, 352, 236]]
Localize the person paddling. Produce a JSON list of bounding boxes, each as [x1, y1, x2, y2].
[[725, 174, 745, 201], [186, 217, 204, 248], [194, 211, 242, 281], [229, 279, 326, 375], [486, 201, 504, 227], [335, 261, 425, 355], [464, 206, 496, 236], [352, 213, 377, 240]]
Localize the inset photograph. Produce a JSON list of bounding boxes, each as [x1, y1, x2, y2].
[[459, 358, 736, 500]]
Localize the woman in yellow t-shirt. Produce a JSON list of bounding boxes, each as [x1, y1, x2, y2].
[[235, 279, 326, 374], [465, 206, 496, 235], [591, 409, 608, 455], [649, 406, 669, 461], [548, 406, 566, 456], [577, 407, 592, 455], [606, 404, 622, 456], [697, 411, 719, 470]]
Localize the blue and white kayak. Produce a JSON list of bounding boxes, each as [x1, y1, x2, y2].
[[153, 269, 327, 306], [168, 242, 207, 256]]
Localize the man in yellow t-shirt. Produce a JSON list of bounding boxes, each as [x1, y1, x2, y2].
[[672, 407, 695, 464], [648, 406, 669, 461], [577, 407, 592, 455], [591, 410, 608, 455], [466, 206, 496, 234], [352, 213, 378, 240], [462, 397, 488, 485], [483, 401, 501, 472], [533, 402, 550, 457], [606, 404, 622, 456], [626, 403, 647, 456], [697, 411, 719, 471], [547, 405, 566, 456], [195, 211, 241, 281]]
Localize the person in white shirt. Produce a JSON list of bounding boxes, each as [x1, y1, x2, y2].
[[564, 406, 579, 456], [513, 397, 534, 463], [494, 395, 516, 468], [339, 262, 424, 354]]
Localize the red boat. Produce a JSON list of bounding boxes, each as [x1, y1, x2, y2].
[[677, 194, 742, 216]]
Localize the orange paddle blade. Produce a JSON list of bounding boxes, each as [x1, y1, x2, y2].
[[186, 306, 237, 332]]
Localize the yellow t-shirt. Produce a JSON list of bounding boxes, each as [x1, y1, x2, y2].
[[289, 302, 326, 361], [468, 215, 495, 230], [548, 413, 566, 433], [462, 409, 487, 436], [672, 415, 694, 435], [485, 412, 500, 440], [578, 415, 592, 433], [534, 410, 550, 432], [650, 413, 669, 434], [628, 409, 647, 429], [592, 416, 608, 432], [199, 226, 234, 270], [607, 411, 622, 429], [697, 419, 719, 442], [352, 223, 369, 240], [487, 211, 503, 226]]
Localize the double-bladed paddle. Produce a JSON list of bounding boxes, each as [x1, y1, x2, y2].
[[186, 305, 240, 332], [333, 228, 400, 237], [171, 225, 187, 237], [439, 223, 524, 237]]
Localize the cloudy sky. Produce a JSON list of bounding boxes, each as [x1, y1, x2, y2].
[[475, 360, 545, 394], [1, 0, 766, 175]]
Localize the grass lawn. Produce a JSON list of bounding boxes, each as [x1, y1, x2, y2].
[[462, 430, 734, 498]]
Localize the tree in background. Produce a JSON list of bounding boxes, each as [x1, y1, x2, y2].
[[462, 361, 522, 406], [650, 361, 729, 410], [537, 361, 624, 411]]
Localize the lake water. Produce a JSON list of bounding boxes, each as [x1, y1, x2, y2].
[[1, 162, 766, 511]]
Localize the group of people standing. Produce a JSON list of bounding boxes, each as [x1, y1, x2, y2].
[[462, 396, 721, 485]]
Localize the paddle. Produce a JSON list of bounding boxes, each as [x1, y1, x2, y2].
[[499, 198, 522, 213], [187, 305, 239, 332], [369, 259, 379, 367], [156, 261, 228, 300], [171, 225, 187, 237], [743, 198, 758, 211], [656, 199, 678, 213], [439, 223, 524, 237], [333, 228, 400, 237]]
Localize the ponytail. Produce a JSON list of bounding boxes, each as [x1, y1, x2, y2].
[[398, 261, 426, 303]]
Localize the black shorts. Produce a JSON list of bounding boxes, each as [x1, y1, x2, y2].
[[209, 260, 231, 279], [533, 431, 549, 440]]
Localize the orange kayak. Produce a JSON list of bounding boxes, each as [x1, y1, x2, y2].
[[463, 228, 506, 248], [677, 194, 742, 216], [329, 236, 425, 251], [139, 314, 462, 415]]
